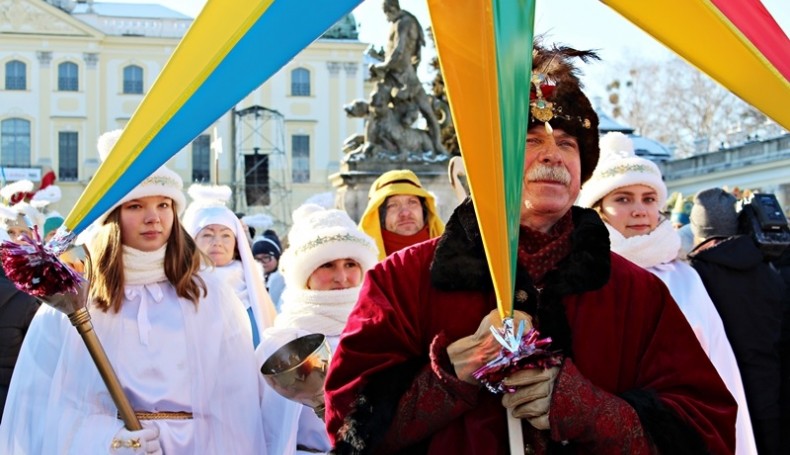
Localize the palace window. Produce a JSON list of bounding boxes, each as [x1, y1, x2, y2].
[[291, 134, 310, 183], [0, 118, 31, 167], [290, 68, 310, 96], [58, 62, 79, 91], [192, 134, 211, 182], [58, 132, 79, 181], [5, 60, 26, 90], [123, 65, 143, 94]]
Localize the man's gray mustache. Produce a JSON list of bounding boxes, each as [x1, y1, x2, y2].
[[526, 165, 571, 184]]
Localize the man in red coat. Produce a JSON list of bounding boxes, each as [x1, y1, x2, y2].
[[324, 44, 736, 454]]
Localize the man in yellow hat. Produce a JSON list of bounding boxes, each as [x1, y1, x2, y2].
[[359, 169, 444, 260]]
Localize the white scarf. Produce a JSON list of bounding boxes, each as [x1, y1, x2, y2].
[[123, 245, 167, 285], [606, 219, 681, 268], [209, 261, 251, 310], [274, 286, 361, 336]]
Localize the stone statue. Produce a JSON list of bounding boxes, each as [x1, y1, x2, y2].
[[343, 0, 448, 163]]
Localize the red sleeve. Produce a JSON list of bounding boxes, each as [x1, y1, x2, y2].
[[375, 333, 480, 452], [325, 242, 480, 451], [324, 255, 422, 442], [550, 359, 653, 453]]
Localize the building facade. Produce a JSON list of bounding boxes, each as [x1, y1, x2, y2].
[[660, 133, 790, 216], [0, 0, 367, 233]]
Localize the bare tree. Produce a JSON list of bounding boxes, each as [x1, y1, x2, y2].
[[603, 55, 772, 158]]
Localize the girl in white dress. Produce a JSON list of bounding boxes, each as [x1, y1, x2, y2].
[[261, 203, 378, 455], [0, 130, 266, 454], [578, 132, 757, 455]]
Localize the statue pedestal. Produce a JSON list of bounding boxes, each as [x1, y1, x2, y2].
[[330, 159, 462, 223]]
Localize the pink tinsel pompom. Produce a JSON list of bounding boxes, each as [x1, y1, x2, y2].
[[472, 327, 562, 394], [0, 227, 83, 297]]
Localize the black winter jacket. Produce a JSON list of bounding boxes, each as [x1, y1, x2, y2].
[[689, 235, 785, 455], [0, 267, 39, 422]]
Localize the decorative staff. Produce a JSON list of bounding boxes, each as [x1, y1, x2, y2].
[[0, 229, 142, 431], [427, 0, 558, 452]]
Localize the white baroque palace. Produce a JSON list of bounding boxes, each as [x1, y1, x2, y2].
[[0, 0, 368, 233]]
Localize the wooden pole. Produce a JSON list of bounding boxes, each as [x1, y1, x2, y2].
[[68, 307, 142, 431]]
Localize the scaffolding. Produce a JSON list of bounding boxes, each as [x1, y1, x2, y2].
[[233, 105, 291, 235]]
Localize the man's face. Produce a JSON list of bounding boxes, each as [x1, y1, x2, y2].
[[520, 127, 582, 229], [384, 194, 426, 236]]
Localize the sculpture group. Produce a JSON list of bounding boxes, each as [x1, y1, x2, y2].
[[343, 0, 450, 163]]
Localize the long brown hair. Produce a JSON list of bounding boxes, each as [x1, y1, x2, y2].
[[87, 206, 208, 313]]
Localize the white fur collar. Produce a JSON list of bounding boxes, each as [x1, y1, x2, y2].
[[274, 286, 360, 336]]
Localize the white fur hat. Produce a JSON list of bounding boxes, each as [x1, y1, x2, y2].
[[279, 203, 378, 290], [95, 129, 186, 225], [577, 132, 667, 209]]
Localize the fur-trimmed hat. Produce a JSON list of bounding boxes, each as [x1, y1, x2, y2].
[[95, 129, 186, 225], [242, 213, 274, 236], [690, 188, 739, 240], [181, 182, 277, 333], [529, 41, 600, 183], [280, 204, 378, 290], [577, 132, 667, 209]]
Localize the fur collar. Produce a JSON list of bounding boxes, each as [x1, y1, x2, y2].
[[430, 198, 612, 355], [431, 198, 610, 291]]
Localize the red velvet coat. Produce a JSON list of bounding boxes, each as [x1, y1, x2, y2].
[[325, 203, 736, 454]]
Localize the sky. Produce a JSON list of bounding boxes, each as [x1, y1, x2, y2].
[[101, 0, 789, 101]]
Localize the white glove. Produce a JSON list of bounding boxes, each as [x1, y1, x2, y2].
[[501, 366, 560, 430], [111, 424, 162, 454]]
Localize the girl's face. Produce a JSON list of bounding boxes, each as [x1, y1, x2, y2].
[[306, 258, 363, 291], [599, 184, 661, 238], [196, 224, 237, 267], [120, 196, 174, 251], [7, 226, 31, 245]]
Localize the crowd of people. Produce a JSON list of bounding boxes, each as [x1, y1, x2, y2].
[[0, 30, 787, 455]]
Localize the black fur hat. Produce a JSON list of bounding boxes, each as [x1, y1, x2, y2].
[[529, 41, 600, 183]]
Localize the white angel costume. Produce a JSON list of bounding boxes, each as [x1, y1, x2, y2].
[[261, 286, 362, 454], [258, 204, 379, 455], [607, 220, 758, 455], [183, 187, 278, 346], [0, 247, 267, 454]]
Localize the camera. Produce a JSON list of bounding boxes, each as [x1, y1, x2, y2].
[[738, 193, 790, 260]]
